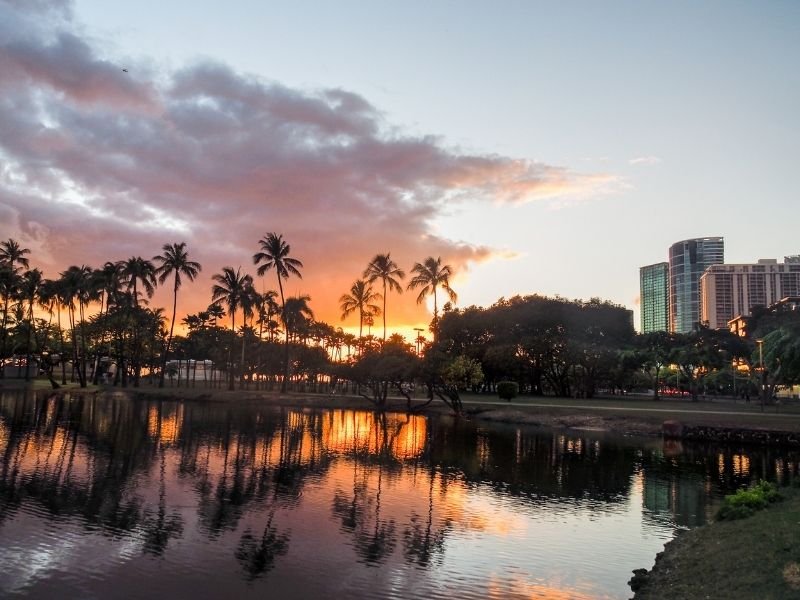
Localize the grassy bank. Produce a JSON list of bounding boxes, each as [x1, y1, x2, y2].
[[632, 485, 800, 599]]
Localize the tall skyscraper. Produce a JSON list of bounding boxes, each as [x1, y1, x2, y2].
[[700, 257, 800, 329], [640, 262, 669, 332], [668, 237, 724, 333]]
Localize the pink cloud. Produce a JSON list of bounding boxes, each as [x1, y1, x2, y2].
[[0, 0, 618, 330]]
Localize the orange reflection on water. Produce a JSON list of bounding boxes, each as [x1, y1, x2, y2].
[[486, 574, 607, 600], [321, 410, 426, 459], [147, 404, 184, 446], [732, 454, 750, 477]]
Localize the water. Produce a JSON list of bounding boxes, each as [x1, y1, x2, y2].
[[0, 391, 797, 599]]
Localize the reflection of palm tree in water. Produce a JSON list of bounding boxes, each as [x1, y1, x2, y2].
[[331, 413, 398, 565], [142, 437, 183, 556], [235, 510, 290, 580], [403, 467, 447, 567], [357, 464, 397, 564]]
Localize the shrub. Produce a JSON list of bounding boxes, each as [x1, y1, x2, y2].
[[716, 480, 783, 521], [497, 381, 518, 401]]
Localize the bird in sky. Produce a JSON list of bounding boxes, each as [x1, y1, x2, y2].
[[122, 68, 128, 72]]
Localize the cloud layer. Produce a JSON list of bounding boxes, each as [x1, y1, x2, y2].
[[0, 0, 616, 330]]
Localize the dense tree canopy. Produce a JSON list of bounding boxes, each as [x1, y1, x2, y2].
[[2, 236, 798, 409]]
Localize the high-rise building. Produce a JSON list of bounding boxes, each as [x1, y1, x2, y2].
[[668, 237, 724, 333], [640, 262, 669, 332], [699, 257, 800, 329]]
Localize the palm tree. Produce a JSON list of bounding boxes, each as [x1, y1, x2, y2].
[[253, 233, 303, 308], [255, 290, 280, 342], [59, 265, 93, 387], [90, 261, 124, 384], [237, 284, 259, 388], [364, 253, 405, 342], [340, 280, 382, 344], [206, 303, 225, 328], [0, 238, 31, 271], [120, 256, 157, 307], [37, 278, 58, 350], [211, 267, 253, 390], [120, 256, 158, 386], [407, 257, 457, 340], [252, 233, 303, 392], [283, 295, 313, 342], [19, 269, 42, 380], [281, 295, 314, 390], [0, 264, 19, 375], [153, 242, 202, 388], [44, 277, 70, 384]]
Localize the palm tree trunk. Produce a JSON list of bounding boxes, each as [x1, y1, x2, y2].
[[239, 316, 247, 390], [25, 299, 34, 381], [91, 292, 106, 385], [228, 309, 236, 391], [78, 299, 87, 387], [382, 280, 387, 342], [0, 291, 10, 378], [159, 277, 179, 388], [277, 275, 289, 394]]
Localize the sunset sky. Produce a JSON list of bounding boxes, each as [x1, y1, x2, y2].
[[1, 0, 798, 336]]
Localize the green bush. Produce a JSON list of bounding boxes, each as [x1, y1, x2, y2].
[[497, 381, 518, 401], [716, 480, 783, 521]]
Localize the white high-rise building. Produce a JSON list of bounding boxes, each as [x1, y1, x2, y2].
[[699, 257, 800, 329]]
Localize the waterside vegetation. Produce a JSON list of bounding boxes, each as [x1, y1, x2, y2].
[[1, 236, 800, 418]]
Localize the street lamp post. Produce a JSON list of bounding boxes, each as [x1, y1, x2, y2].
[[413, 328, 424, 356], [756, 339, 765, 412]]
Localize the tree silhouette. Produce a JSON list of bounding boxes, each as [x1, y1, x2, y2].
[[340, 280, 381, 346], [235, 511, 290, 580], [154, 242, 202, 388], [253, 233, 303, 392], [407, 257, 457, 340], [211, 267, 254, 390], [364, 253, 405, 342]]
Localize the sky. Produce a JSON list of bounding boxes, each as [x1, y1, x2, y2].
[[1, 0, 798, 337]]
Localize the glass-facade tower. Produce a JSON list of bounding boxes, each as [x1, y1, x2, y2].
[[669, 237, 724, 333], [640, 262, 669, 332]]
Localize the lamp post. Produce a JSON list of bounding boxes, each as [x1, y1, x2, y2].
[[756, 339, 765, 412], [413, 327, 424, 356]]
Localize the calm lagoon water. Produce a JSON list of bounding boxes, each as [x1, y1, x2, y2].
[[0, 390, 797, 599]]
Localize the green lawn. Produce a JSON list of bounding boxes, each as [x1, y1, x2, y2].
[[634, 486, 800, 599]]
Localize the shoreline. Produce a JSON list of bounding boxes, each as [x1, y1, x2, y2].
[[6, 380, 800, 443]]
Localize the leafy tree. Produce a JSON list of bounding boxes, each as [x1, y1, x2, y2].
[[761, 324, 800, 395], [636, 331, 674, 400], [346, 338, 418, 408]]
